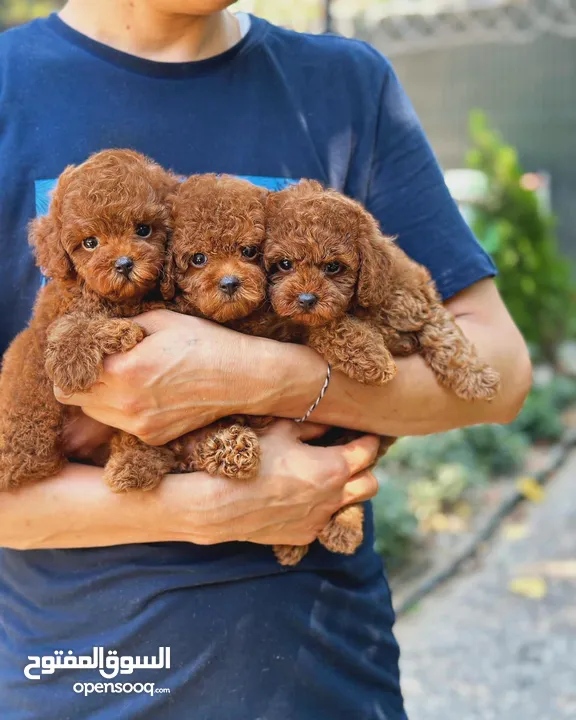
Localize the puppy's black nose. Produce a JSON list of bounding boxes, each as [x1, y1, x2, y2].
[[219, 275, 240, 296], [115, 256, 134, 277], [298, 293, 319, 311]]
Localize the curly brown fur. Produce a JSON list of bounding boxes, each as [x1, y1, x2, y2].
[[171, 417, 267, 481], [165, 174, 270, 480], [104, 432, 175, 492], [163, 173, 268, 322], [0, 149, 177, 491], [257, 179, 500, 564]]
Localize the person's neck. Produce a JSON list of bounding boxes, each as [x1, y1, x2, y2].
[[59, 1, 241, 62]]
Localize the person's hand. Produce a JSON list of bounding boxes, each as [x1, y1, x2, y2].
[[54, 310, 321, 446], [161, 420, 380, 547]]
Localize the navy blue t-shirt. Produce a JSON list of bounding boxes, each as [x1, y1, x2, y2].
[[0, 14, 496, 719]]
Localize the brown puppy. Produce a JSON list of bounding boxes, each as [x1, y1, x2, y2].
[[265, 180, 500, 399], [257, 179, 501, 565], [0, 149, 176, 491], [163, 173, 271, 481]]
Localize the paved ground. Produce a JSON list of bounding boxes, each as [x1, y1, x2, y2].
[[395, 450, 576, 720]]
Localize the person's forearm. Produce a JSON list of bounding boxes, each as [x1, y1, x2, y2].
[[0, 463, 197, 550], [276, 319, 528, 436], [261, 288, 532, 437], [0, 425, 380, 551]]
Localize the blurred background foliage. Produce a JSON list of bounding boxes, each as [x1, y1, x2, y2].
[[466, 111, 576, 365], [0, 0, 60, 27]]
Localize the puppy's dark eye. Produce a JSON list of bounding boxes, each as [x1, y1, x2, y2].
[[82, 237, 99, 251], [135, 224, 152, 238], [192, 253, 207, 267], [241, 246, 258, 259], [278, 259, 293, 272], [324, 261, 343, 275]]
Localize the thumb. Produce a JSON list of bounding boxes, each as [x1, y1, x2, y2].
[[262, 420, 330, 442], [295, 422, 331, 442]]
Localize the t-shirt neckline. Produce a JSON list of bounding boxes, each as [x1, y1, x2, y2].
[[43, 12, 266, 79]]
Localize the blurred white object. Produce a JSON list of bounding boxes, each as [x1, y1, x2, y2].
[[444, 168, 491, 205], [558, 341, 576, 377]]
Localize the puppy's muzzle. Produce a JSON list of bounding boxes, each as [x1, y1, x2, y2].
[[219, 275, 241, 297], [297, 293, 319, 311], [115, 256, 134, 278]]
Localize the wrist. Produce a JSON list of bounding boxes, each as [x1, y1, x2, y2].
[[255, 340, 328, 420]]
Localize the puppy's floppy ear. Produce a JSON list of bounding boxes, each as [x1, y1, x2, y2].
[[298, 178, 324, 192], [355, 206, 394, 309], [264, 188, 284, 216], [29, 166, 76, 281], [160, 188, 180, 300], [160, 235, 176, 300], [152, 167, 182, 202]]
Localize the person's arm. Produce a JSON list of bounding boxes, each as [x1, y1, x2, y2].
[[54, 278, 530, 446], [0, 422, 379, 550], [272, 278, 532, 436]]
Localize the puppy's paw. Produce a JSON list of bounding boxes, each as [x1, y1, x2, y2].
[[334, 357, 397, 386], [192, 425, 261, 480], [48, 356, 101, 395], [104, 446, 173, 493], [318, 505, 364, 555], [452, 365, 501, 402], [0, 450, 64, 490], [273, 544, 310, 566], [360, 361, 397, 387], [98, 320, 145, 355]]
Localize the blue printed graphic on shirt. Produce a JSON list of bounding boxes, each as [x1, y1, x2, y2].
[[34, 175, 298, 218], [34, 175, 298, 287]]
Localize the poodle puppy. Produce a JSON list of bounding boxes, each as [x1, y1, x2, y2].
[[0, 149, 176, 491], [161, 173, 272, 481], [255, 179, 501, 565], [264, 180, 500, 398]]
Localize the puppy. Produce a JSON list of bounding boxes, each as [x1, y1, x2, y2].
[[265, 180, 500, 399], [258, 179, 501, 565], [163, 173, 271, 481], [0, 149, 176, 491]]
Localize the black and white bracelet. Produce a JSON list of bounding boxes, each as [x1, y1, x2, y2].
[[294, 363, 332, 423]]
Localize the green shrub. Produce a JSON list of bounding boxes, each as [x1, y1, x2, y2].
[[372, 477, 419, 569], [371, 370, 576, 566], [466, 111, 576, 363], [384, 423, 527, 482], [511, 375, 576, 442], [461, 424, 528, 476]]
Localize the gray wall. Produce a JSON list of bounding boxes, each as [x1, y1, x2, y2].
[[357, 28, 576, 264]]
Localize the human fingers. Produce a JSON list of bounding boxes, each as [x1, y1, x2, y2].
[[324, 434, 380, 479], [339, 470, 380, 507]]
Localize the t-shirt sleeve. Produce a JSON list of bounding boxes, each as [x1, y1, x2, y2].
[[365, 62, 496, 301]]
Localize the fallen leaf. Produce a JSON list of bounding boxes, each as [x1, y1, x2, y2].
[[516, 477, 545, 503], [503, 523, 529, 541], [508, 576, 547, 599], [427, 513, 466, 533]]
